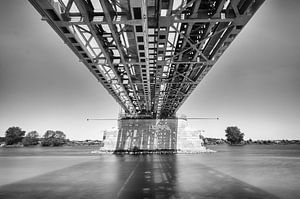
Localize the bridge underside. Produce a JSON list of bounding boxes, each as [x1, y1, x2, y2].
[[29, 0, 264, 119]]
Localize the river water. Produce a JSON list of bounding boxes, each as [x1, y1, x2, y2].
[[0, 144, 299, 198]]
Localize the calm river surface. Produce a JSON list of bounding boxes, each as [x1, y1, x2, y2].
[[0, 145, 299, 199]]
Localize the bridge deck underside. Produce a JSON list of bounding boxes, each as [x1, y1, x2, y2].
[[29, 0, 264, 119]]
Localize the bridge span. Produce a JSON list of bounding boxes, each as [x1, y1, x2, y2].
[[29, 0, 264, 151]]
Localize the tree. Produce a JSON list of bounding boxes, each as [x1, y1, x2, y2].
[[225, 126, 244, 144], [22, 131, 39, 146], [41, 130, 66, 146], [5, 127, 26, 145]]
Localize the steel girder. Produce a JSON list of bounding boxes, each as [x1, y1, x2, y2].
[[29, 0, 264, 119]]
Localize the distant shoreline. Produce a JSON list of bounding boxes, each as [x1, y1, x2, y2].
[[204, 138, 300, 146], [1, 142, 300, 149], [2, 137, 300, 149]]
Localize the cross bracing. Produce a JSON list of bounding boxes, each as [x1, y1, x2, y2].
[[29, 0, 264, 119]]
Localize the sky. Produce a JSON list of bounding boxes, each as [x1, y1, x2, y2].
[[0, 0, 299, 140]]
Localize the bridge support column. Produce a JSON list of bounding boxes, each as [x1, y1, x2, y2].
[[115, 118, 178, 152], [99, 117, 208, 153]]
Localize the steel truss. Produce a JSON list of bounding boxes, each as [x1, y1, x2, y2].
[[29, 0, 264, 119]]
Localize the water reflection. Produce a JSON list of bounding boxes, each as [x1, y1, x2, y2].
[[0, 154, 280, 199], [115, 155, 279, 199], [175, 155, 280, 199], [116, 155, 179, 199]]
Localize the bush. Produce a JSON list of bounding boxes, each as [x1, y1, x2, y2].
[[5, 127, 25, 145], [41, 130, 66, 147], [22, 131, 39, 146], [225, 126, 244, 144]]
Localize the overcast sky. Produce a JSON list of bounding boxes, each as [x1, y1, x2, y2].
[[0, 0, 299, 140]]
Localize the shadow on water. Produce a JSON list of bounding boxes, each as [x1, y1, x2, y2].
[[0, 154, 280, 199]]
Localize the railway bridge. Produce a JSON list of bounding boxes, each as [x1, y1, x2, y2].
[[29, 0, 264, 151]]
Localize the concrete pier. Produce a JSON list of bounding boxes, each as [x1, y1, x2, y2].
[[99, 118, 208, 153]]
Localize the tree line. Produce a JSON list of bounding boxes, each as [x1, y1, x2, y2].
[[2, 125, 245, 147], [3, 126, 67, 147]]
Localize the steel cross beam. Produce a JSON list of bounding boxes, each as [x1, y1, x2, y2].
[[73, 0, 136, 113], [172, 0, 198, 17], [99, 0, 142, 111], [166, 24, 232, 64], [158, 0, 264, 116], [176, 0, 202, 61], [141, 0, 152, 111], [171, 24, 208, 61], [29, 0, 134, 113], [53, 16, 237, 26], [171, 26, 234, 113]]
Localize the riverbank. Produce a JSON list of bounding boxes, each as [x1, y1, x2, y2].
[[204, 138, 300, 145], [0, 140, 103, 148]]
